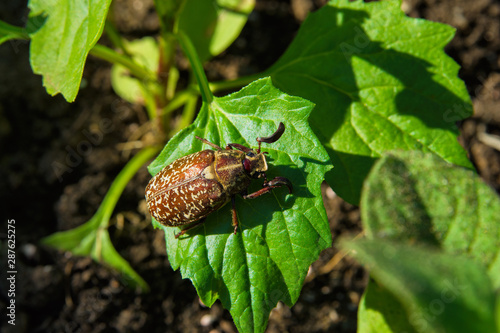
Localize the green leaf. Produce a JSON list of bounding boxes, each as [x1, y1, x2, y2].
[[358, 280, 417, 333], [111, 37, 159, 104], [148, 77, 332, 333], [353, 150, 500, 332], [496, 293, 500, 333], [361, 150, 500, 289], [177, 0, 255, 62], [268, 0, 472, 204], [41, 216, 149, 291], [28, 0, 112, 102], [41, 147, 159, 292], [343, 239, 497, 333]]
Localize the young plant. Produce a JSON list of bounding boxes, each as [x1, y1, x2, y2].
[[0, 0, 487, 332]]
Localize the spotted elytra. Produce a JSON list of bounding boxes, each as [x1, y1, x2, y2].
[[145, 122, 292, 238]]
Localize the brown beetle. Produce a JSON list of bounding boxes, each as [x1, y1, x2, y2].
[[145, 122, 292, 238]]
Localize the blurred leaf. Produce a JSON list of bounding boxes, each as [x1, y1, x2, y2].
[[28, 0, 112, 102], [352, 150, 500, 332], [111, 37, 159, 104], [358, 280, 417, 333], [269, 0, 472, 204], [343, 239, 496, 333], [148, 77, 331, 333], [361, 150, 500, 289], [496, 293, 500, 333], [177, 0, 255, 62]]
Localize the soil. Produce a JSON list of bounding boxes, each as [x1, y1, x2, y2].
[[1, 0, 499, 332]]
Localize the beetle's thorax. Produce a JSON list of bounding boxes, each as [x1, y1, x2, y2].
[[212, 149, 266, 194]]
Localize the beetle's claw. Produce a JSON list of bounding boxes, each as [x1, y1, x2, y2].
[[266, 176, 293, 193]]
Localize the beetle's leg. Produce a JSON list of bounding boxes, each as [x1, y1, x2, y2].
[[195, 136, 223, 151], [243, 176, 293, 199], [256, 122, 285, 153], [231, 195, 239, 235], [174, 218, 206, 239], [227, 143, 253, 153]]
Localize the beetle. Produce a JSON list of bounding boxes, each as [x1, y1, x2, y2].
[[145, 122, 292, 238]]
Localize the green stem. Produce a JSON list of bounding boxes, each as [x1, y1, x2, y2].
[[97, 146, 161, 226], [176, 31, 213, 104], [0, 21, 29, 40], [171, 95, 197, 137], [166, 66, 179, 100], [90, 44, 156, 83], [104, 20, 131, 56], [164, 88, 197, 114], [141, 83, 159, 122]]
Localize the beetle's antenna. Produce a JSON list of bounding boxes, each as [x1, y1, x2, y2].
[[256, 122, 285, 153], [195, 136, 223, 151]]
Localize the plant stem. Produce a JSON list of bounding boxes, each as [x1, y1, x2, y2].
[[104, 20, 131, 56], [176, 31, 213, 104], [171, 94, 197, 137], [90, 44, 156, 83], [163, 88, 196, 114], [97, 145, 161, 226], [141, 83, 159, 121], [0, 20, 29, 40]]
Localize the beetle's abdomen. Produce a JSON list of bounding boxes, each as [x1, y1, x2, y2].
[[147, 176, 226, 226], [147, 150, 215, 192], [145, 150, 227, 226]]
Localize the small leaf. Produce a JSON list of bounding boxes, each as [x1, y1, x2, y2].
[[177, 0, 255, 62], [41, 147, 158, 292], [342, 239, 497, 333], [98, 230, 150, 291], [148, 77, 332, 333], [42, 218, 149, 291], [41, 215, 100, 256], [268, 0, 472, 204], [361, 150, 500, 289], [28, 0, 112, 102], [111, 37, 159, 104]]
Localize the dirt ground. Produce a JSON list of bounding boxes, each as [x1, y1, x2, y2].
[[1, 0, 499, 332]]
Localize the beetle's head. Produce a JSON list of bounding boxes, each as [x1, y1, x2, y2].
[[243, 150, 268, 178], [228, 122, 286, 178]]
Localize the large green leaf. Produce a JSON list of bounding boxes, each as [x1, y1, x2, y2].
[[361, 150, 500, 288], [268, 0, 472, 204], [177, 0, 255, 62], [148, 77, 331, 333], [350, 150, 500, 333], [28, 0, 112, 102], [343, 239, 497, 333]]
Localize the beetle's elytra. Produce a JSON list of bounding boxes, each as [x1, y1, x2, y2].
[[145, 122, 292, 238]]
